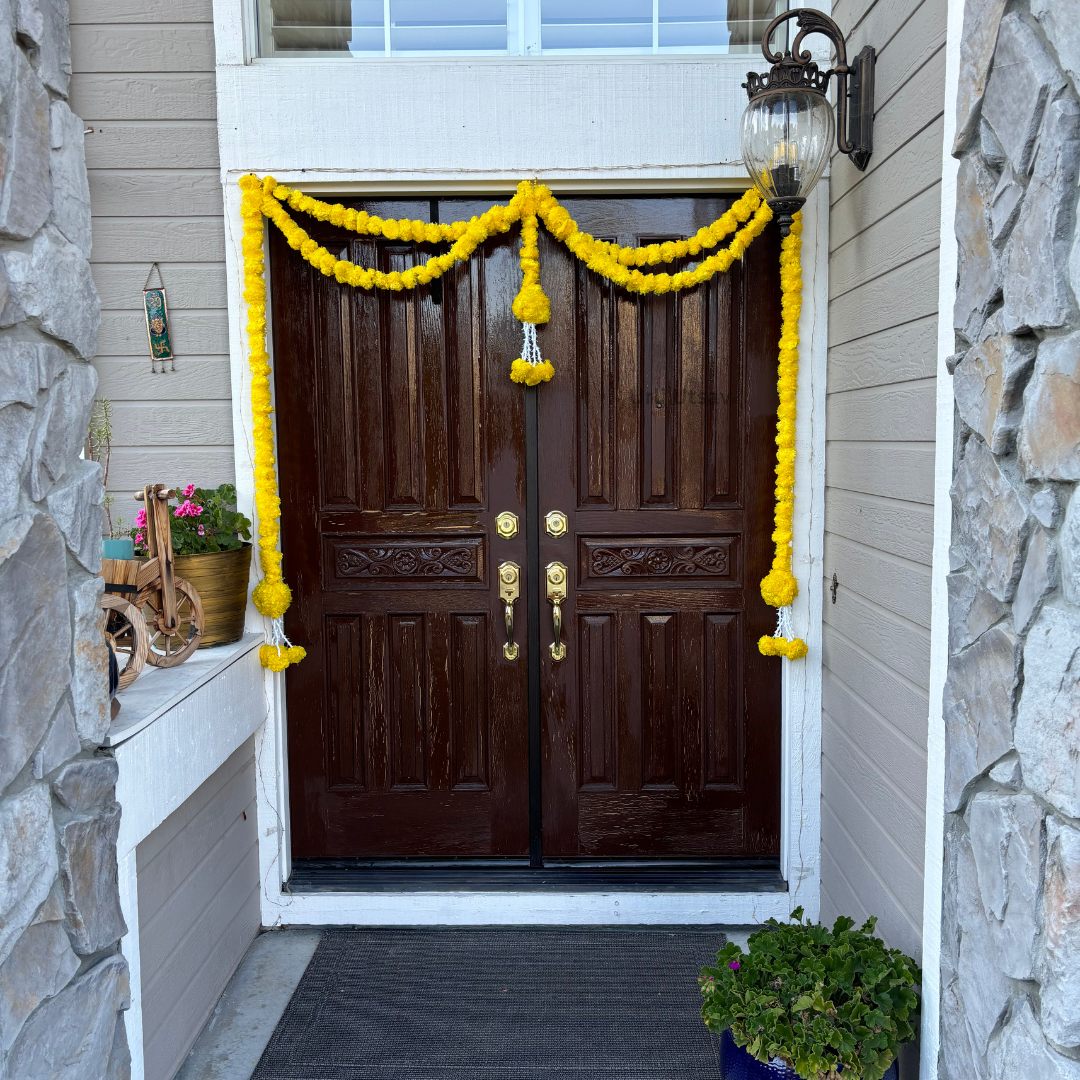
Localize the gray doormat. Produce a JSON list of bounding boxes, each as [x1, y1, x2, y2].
[[251, 927, 726, 1079]]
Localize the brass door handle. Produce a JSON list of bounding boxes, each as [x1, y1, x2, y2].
[[546, 561, 567, 661], [499, 561, 520, 661]]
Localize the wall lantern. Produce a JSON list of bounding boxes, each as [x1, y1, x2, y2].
[[742, 9, 876, 235]]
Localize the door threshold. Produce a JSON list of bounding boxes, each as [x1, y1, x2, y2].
[[286, 858, 785, 894]]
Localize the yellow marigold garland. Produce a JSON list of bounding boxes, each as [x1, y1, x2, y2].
[[758, 212, 808, 661], [239, 175, 806, 664], [240, 175, 307, 671]]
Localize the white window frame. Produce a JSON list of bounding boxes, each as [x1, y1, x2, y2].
[[252, 0, 788, 60]]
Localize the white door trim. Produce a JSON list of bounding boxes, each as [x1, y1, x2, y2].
[[214, 2, 826, 926], [921, 0, 964, 1071]]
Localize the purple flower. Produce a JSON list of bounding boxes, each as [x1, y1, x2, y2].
[[728, 960, 741, 972]]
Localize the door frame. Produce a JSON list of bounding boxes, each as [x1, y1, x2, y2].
[[221, 173, 827, 926]]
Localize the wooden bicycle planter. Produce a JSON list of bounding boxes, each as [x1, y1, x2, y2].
[[100, 484, 205, 691]]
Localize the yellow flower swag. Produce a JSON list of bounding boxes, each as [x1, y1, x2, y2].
[[239, 175, 805, 666]]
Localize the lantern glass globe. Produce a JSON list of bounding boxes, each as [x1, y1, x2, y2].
[[741, 89, 835, 203]]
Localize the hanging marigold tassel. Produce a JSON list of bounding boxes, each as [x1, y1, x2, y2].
[[510, 322, 554, 385], [759, 211, 807, 661]]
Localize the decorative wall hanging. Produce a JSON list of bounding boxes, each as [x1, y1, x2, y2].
[[238, 174, 807, 669], [143, 263, 175, 373]]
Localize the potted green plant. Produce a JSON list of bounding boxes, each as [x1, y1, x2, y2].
[[699, 908, 918, 1080], [133, 483, 253, 647], [87, 399, 134, 560]]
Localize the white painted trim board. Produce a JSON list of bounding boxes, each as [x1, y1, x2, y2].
[[921, 0, 963, 1071]]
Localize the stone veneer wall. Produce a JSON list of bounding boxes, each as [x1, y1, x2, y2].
[[941, 0, 1080, 1076], [0, 0, 129, 1076]]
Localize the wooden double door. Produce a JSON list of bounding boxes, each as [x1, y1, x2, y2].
[[272, 195, 781, 867]]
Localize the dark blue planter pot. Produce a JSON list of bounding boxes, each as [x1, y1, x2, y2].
[[719, 1029, 900, 1080]]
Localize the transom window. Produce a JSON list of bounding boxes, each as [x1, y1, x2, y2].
[[257, 0, 786, 57]]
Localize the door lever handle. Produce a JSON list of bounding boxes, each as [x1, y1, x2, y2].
[[546, 561, 567, 662], [498, 562, 520, 661]]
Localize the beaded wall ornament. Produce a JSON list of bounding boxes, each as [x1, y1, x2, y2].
[[143, 263, 175, 373]]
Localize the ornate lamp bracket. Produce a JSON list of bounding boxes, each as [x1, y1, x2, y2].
[[744, 8, 875, 171]]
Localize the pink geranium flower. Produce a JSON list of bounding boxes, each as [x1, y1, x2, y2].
[[134, 508, 147, 528], [182, 483, 196, 498], [134, 531, 144, 544], [197, 525, 205, 536]]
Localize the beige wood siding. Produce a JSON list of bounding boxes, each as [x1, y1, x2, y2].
[[136, 741, 260, 1080], [70, 0, 233, 505], [822, 0, 945, 960]]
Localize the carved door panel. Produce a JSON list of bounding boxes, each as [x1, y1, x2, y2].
[[535, 197, 783, 859], [271, 200, 531, 858]]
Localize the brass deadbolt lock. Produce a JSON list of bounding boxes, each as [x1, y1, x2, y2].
[[544, 510, 568, 538], [495, 511, 519, 540]]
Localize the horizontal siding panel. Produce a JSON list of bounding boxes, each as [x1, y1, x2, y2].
[[70, 0, 213, 23], [824, 534, 931, 627], [107, 447, 235, 493], [141, 813, 257, 983], [826, 378, 937, 442], [833, 0, 912, 38], [92, 217, 226, 262], [71, 24, 215, 73], [827, 315, 937, 392], [822, 628, 930, 747], [109, 401, 235, 447], [90, 171, 223, 218], [138, 744, 249, 865], [98, 310, 229, 355], [95, 356, 233, 401], [73, 73, 216, 121], [140, 785, 257, 931], [830, 46, 945, 196], [829, 183, 941, 298], [822, 741, 925, 877], [824, 488, 934, 564], [84, 122, 219, 170], [823, 580, 932, 686], [823, 670, 928, 798], [142, 887, 259, 1080], [93, 260, 227, 309], [853, 0, 946, 110], [826, 442, 936, 503], [829, 250, 940, 347], [831, 119, 944, 231], [820, 814, 922, 957]]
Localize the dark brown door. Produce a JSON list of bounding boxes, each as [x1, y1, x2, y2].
[[272, 199, 531, 858], [535, 197, 782, 859], [271, 194, 781, 864]]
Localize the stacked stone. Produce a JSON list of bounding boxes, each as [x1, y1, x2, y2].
[[943, 2, 1080, 1077], [0, 1, 129, 1077]]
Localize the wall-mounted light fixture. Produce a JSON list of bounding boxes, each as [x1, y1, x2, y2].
[[742, 9, 875, 235]]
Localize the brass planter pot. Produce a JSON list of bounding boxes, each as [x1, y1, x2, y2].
[[173, 544, 252, 648]]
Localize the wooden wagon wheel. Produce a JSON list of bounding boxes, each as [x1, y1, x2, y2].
[[100, 593, 149, 691], [137, 577, 204, 667]]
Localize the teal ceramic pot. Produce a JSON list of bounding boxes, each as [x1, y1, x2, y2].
[[102, 537, 135, 560], [719, 1030, 900, 1079]]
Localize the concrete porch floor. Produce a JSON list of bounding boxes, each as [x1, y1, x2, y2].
[[176, 926, 754, 1079]]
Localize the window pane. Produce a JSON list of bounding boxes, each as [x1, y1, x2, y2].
[[540, 0, 652, 51], [658, 0, 780, 50], [259, 0, 511, 55], [390, 0, 508, 53]]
